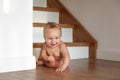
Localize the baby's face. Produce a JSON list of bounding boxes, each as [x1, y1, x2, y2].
[[44, 28, 61, 48]]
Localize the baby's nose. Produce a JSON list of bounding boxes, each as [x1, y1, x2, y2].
[[51, 39, 56, 43]]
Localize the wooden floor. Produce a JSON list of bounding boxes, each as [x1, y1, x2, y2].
[[0, 59, 120, 80]]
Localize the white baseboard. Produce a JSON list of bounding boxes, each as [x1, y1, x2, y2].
[[97, 49, 120, 61], [0, 56, 36, 73]]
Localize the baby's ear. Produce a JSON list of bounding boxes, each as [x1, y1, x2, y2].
[[43, 35, 47, 41], [61, 34, 62, 37], [43, 35, 45, 39]]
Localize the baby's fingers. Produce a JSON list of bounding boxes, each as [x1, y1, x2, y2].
[[56, 67, 65, 72]]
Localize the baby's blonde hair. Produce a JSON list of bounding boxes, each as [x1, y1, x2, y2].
[[44, 22, 62, 36]]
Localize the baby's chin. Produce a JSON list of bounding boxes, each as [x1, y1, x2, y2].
[[49, 45, 58, 48], [48, 44, 59, 48]]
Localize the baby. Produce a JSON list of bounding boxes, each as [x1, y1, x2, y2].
[[36, 22, 70, 72]]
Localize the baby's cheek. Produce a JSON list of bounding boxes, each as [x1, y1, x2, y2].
[[57, 40, 60, 43], [46, 40, 51, 44]]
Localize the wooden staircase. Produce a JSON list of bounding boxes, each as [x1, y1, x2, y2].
[[33, 0, 97, 59]]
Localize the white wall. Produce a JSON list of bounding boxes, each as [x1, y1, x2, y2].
[[0, 0, 35, 73], [60, 0, 120, 61]]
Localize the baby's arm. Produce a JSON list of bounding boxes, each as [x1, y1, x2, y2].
[[40, 48, 48, 61], [38, 44, 55, 62], [56, 43, 70, 72], [37, 44, 48, 65]]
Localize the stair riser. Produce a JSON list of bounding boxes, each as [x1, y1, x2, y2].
[[33, 27, 73, 42], [33, 11, 59, 23], [33, 0, 47, 7]]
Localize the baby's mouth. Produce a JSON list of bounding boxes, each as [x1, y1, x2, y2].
[[51, 44, 56, 46]]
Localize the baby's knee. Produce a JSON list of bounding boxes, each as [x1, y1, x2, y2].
[[50, 62, 55, 66], [49, 61, 60, 67]]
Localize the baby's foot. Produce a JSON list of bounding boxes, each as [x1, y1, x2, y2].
[[36, 61, 44, 66]]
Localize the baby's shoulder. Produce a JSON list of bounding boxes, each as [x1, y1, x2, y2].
[[41, 42, 47, 49], [60, 41, 67, 48]]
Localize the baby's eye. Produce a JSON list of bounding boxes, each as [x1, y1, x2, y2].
[[48, 38, 52, 40], [55, 37, 59, 39]]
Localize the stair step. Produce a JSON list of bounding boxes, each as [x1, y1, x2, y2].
[[33, 23, 74, 28], [33, 42, 91, 48], [33, 6, 60, 12]]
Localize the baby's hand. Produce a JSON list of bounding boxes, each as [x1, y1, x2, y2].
[[47, 55, 55, 62], [56, 66, 66, 72]]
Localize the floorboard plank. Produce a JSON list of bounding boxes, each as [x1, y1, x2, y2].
[[0, 59, 120, 80]]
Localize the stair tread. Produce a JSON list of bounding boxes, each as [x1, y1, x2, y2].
[[33, 6, 60, 12], [33, 23, 74, 28], [33, 42, 91, 48]]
